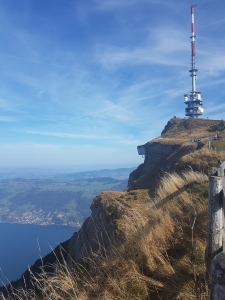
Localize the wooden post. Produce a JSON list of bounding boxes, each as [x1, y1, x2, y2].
[[206, 175, 223, 269], [210, 252, 225, 300], [206, 161, 225, 299]]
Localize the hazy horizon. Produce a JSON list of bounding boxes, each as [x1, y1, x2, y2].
[[0, 164, 137, 179]]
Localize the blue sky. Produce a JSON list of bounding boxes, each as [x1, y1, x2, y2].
[[0, 0, 224, 169]]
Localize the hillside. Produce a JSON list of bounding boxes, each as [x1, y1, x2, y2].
[[1, 171, 209, 299], [129, 117, 225, 194], [1, 118, 225, 299], [161, 117, 222, 138], [0, 177, 127, 227]]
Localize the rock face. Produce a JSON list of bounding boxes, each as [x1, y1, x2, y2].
[[128, 140, 197, 191], [128, 117, 222, 192], [128, 142, 182, 190], [66, 189, 153, 265], [67, 192, 124, 265], [142, 142, 180, 172]]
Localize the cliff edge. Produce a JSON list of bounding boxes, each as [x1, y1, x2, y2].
[[66, 118, 224, 263], [2, 117, 225, 299], [128, 117, 224, 194]]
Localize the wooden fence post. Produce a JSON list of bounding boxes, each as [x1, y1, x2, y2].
[[206, 160, 225, 299], [206, 175, 223, 268], [210, 252, 225, 300]]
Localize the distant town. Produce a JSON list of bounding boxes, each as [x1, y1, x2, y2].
[[0, 170, 129, 227], [0, 207, 82, 227]]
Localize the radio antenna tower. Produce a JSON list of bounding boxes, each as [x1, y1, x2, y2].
[[184, 5, 204, 118]]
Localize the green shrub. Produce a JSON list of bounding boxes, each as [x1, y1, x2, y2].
[[107, 205, 123, 219], [113, 209, 122, 219], [186, 181, 208, 198], [107, 205, 115, 213]]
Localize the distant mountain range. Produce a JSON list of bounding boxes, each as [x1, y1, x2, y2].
[[53, 167, 136, 181], [0, 167, 136, 180], [0, 167, 135, 227]]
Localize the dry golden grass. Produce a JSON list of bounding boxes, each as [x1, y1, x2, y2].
[[161, 117, 221, 139], [179, 147, 225, 173], [155, 170, 207, 202], [0, 170, 210, 300]]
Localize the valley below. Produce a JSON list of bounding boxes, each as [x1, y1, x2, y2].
[[0, 168, 133, 227]]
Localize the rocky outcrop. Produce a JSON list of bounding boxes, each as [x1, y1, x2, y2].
[[67, 189, 153, 265], [67, 192, 125, 265], [128, 141, 196, 191], [128, 117, 222, 192], [142, 142, 181, 172]]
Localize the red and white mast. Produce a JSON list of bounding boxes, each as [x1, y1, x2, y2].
[[191, 5, 197, 93], [184, 5, 204, 118]]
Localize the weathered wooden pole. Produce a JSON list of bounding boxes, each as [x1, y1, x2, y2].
[[206, 161, 225, 299], [210, 252, 225, 300], [206, 175, 223, 266]]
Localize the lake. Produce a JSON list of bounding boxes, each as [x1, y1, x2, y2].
[[0, 223, 78, 286]]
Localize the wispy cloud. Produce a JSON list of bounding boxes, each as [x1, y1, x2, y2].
[[0, 53, 73, 70], [3, 142, 60, 150], [203, 103, 225, 115], [0, 116, 17, 122], [90, 0, 176, 12], [94, 27, 188, 70], [25, 130, 139, 145], [202, 18, 225, 28]]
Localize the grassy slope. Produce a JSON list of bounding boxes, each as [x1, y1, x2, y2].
[[2, 117, 223, 299], [1, 171, 209, 300]]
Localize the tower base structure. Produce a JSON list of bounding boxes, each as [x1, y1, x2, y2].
[[184, 91, 204, 118]]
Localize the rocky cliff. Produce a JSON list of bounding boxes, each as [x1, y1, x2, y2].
[[67, 191, 124, 264], [66, 118, 225, 267], [128, 117, 224, 194], [2, 117, 225, 299]]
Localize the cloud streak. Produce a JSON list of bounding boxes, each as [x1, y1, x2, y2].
[[0, 116, 17, 122], [94, 27, 188, 70], [25, 130, 139, 145]]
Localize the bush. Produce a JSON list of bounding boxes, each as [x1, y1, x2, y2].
[[107, 205, 123, 219], [186, 181, 208, 198]]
